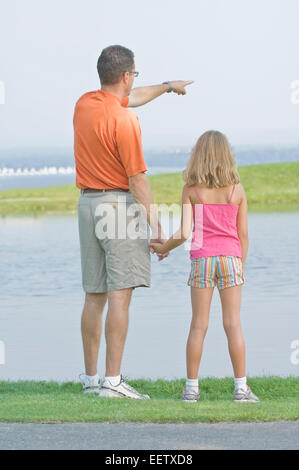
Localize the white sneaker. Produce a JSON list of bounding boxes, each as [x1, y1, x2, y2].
[[234, 385, 260, 403], [98, 375, 150, 400], [79, 374, 101, 394], [182, 387, 200, 403]]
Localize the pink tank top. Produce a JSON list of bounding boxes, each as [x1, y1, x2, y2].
[[190, 184, 242, 260]]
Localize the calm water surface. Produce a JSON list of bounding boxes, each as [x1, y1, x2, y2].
[[0, 212, 298, 381]]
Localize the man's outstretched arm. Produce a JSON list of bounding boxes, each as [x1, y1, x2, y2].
[[128, 80, 194, 107]]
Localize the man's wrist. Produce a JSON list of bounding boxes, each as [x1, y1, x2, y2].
[[162, 81, 173, 93]]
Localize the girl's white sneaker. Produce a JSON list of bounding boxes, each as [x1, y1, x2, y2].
[[182, 388, 200, 403], [234, 385, 260, 403]]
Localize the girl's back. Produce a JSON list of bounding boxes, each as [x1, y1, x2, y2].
[[189, 183, 242, 260], [150, 130, 257, 403]]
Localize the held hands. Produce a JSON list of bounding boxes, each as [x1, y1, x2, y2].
[[170, 80, 194, 95], [149, 238, 169, 262]]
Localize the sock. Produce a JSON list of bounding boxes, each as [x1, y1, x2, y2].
[[105, 375, 121, 386], [186, 378, 199, 393], [234, 376, 247, 391], [84, 373, 99, 386]]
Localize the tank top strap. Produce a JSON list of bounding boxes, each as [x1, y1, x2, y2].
[[193, 184, 204, 204], [228, 184, 236, 204]]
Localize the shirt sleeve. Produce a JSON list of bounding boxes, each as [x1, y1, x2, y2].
[[121, 96, 129, 107], [116, 112, 147, 177]]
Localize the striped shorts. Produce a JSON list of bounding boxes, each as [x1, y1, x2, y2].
[[188, 255, 244, 290]]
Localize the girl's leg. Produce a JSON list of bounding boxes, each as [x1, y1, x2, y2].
[[219, 284, 246, 378], [186, 286, 215, 379]]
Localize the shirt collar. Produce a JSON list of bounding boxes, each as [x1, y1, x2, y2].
[[98, 89, 124, 104]]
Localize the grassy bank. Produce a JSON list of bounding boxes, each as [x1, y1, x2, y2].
[[0, 377, 298, 423], [0, 161, 299, 216]]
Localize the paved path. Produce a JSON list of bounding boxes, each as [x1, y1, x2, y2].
[[0, 421, 298, 450]]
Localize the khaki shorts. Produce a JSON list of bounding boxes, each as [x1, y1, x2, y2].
[[78, 190, 151, 293]]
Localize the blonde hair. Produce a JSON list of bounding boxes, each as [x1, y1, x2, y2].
[[183, 130, 240, 188]]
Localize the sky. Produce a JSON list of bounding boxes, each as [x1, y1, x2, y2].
[[0, 0, 299, 150]]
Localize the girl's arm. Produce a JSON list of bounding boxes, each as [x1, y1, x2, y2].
[[150, 185, 193, 255], [236, 184, 249, 269]]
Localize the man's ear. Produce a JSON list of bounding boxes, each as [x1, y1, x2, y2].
[[122, 72, 129, 86]]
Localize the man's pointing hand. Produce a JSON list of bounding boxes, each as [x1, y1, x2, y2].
[[170, 80, 194, 95]]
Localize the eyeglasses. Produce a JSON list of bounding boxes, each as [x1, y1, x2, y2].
[[127, 71, 139, 77]]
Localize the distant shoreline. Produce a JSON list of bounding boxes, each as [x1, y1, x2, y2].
[[0, 161, 299, 216]]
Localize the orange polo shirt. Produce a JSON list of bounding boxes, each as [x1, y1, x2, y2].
[[73, 90, 147, 190]]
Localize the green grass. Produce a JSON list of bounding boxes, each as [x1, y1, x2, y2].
[[0, 162, 299, 216], [0, 377, 298, 423], [149, 161, 299, 210]]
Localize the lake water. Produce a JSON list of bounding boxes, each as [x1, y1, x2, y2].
[[0, 212, 298, 382]]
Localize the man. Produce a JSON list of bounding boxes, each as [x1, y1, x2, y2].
[[74, 45, 193, 399]]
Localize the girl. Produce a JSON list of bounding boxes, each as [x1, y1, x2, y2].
[[150, 130, 259, 403]]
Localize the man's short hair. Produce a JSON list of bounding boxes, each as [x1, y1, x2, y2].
[[97, 45, 135, 85]]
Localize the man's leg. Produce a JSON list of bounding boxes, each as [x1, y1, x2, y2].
[[105, 288, 132, 377], [99, 287, 149, 399], [81, 292, 107, 376]]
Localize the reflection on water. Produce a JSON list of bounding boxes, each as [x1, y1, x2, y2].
[[0, 212, 298, 381]]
